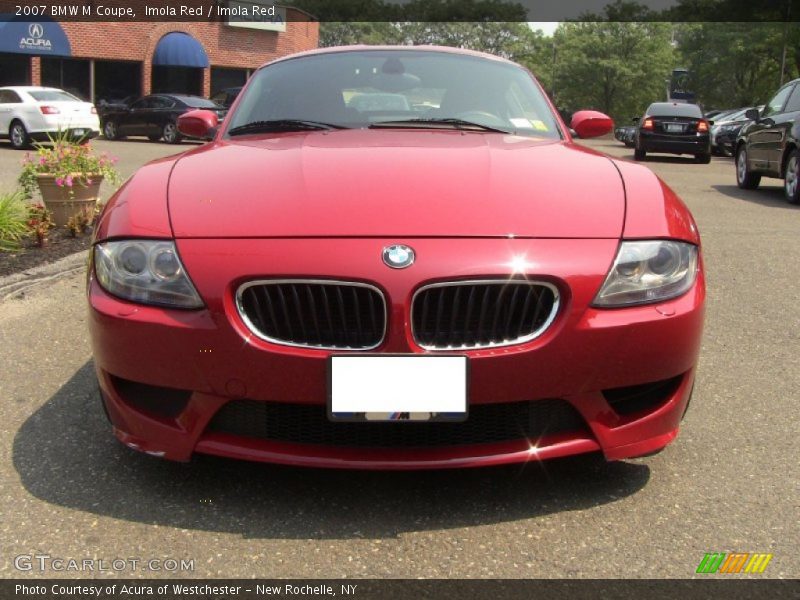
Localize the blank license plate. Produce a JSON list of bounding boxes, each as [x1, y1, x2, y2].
[[329, 355, 468, 422], [72, 129, 86, 136], [665, 123, 685, 132]]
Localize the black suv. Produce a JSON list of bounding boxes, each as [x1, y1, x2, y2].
[[735, 78, 800, 204]]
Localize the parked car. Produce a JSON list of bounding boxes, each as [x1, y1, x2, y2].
[[101, 94, 226, 144], [736, 78, 800, 204], [0, 86, 100, 149], [89, 46, 703, 470], [210, 87, 241, 109], [97, 93, 136, 114], [704, 109, 726, 120], [614, 120, 636, 147], [634, 102, 712, 163], [711, 106, 762, 157]]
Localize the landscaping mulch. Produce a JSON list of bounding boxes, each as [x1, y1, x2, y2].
[[0, 227, 92, 278]]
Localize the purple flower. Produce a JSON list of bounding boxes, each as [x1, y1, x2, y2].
[[55, 177, 64, 187], [65, 176, 74, 187]]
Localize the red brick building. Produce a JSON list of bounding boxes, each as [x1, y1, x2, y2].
[[0, 7, 318, 104]]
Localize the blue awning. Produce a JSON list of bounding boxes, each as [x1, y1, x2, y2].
[[152, 32, 209, 68], [0, 16, 72, 57]]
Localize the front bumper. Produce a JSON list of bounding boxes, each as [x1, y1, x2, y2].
[[89, 238, 705, 469]]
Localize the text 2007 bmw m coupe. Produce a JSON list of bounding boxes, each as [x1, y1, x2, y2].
[[88, 46, 705, 470]]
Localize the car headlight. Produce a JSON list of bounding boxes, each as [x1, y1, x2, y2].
[[593, 240, 698, 307], [94, 240, 203, 308]]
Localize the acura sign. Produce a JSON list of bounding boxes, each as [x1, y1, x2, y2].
[[19, 23, 53, 52]]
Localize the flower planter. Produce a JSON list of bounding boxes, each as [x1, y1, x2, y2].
[[36, 174, 103, 227]]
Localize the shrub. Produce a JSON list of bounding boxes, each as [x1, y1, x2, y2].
[[0, 190, 30, 252]]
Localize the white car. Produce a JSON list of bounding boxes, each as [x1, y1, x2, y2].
[[0, 86, 101, 149]]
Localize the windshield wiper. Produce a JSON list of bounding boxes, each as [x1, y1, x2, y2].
[[369, 118, 512, 134], [228, 119, 346, 136]]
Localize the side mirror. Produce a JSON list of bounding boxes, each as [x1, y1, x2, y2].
[[177, 109, 218, 140], [745, 108, 760, 122], [570, 110, 614, 139], [707, 120, 715, 126]]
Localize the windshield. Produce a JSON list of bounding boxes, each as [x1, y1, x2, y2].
[[227, 50, 562, 139]]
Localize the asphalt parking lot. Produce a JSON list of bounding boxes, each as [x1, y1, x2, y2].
[[0, 135, 797, 579]]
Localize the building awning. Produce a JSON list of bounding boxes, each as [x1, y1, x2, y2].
[[152, 32, 209, 68], [0, 16, 72, 57]]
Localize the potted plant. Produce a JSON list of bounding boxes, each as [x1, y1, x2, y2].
[[19, 134, 120, 227]]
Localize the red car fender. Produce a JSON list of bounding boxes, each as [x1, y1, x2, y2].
[[612, 158, 701, 245], [94, 157, 176, 241]]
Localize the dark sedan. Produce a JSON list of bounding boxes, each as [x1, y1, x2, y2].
[[614, 123, 636, 147], [736, 78, 800, 204], [101, 94, 226, 144], [634, 102, 712, 163]]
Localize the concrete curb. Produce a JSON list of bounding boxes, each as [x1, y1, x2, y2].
[[0, 249, 88, 302]]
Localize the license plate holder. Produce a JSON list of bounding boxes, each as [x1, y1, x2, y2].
[[664, 123, 684, 133], [328, 355, 468, 422]]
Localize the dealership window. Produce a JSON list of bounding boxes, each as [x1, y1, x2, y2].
[[152, 65, 203, 96], [41, 57, 90, 101], [211, 67, 248, 95], [94, 60, 142, 106], [0, 54, 31, 86]]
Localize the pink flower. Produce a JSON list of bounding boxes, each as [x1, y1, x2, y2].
[[65, 176, 74, 187], [55, 177, 64, 187], [86, 178, 93, 185], [39, 157, 47, 166]]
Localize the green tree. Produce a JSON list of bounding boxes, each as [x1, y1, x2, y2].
[[675, 22, 797, 109], [394, 22, 546, 61], [551, 22, 676, 123], [320, 22, 400, 47]]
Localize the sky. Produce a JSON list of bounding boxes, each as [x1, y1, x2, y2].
[[528, 22, 560, 36]]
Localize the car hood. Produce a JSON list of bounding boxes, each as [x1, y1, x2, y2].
[[167, 130, 625, 238]]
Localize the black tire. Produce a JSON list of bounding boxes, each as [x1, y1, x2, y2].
[[103, 120, 123, 140], [783, 148, 800, 204], [735, 145, 761, 189], [162, 121, 182, 144], [695, 152, 711, 164], [147, 134, 162, 142], [634, 148, 646, 161], [9, 120, 30, 150]]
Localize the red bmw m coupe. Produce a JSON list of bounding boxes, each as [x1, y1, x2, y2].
[[88, 46, 705, 469]]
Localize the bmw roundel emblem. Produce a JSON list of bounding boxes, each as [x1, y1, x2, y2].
[[382, 244, 415, 269]]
